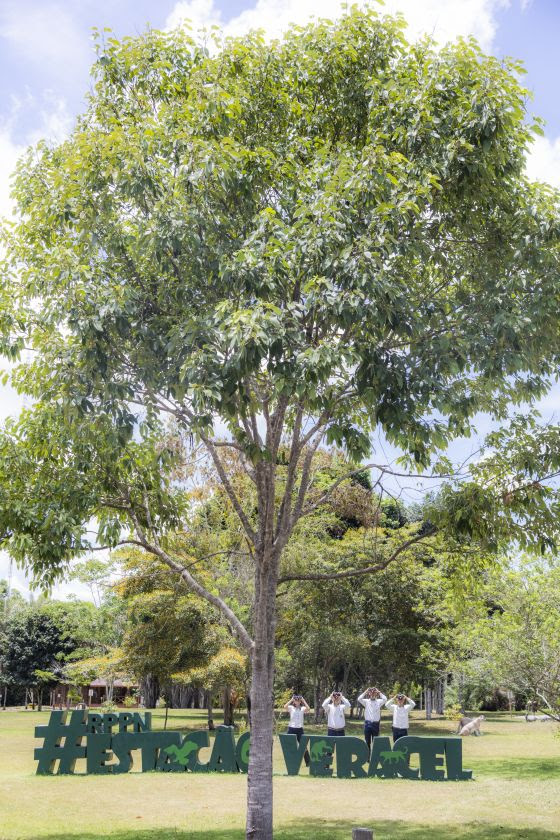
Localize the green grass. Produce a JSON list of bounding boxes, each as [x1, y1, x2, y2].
[[18, 825, 560, 840], [1, 708, 559, 839]]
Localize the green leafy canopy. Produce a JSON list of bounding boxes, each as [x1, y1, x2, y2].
[[1, 7, 560, 580]]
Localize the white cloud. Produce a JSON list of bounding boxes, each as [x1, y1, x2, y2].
[[0, 1, 90, 80], [0, 94, 73, 221], [31, 94, 74, 146], [167, 0, 223, 31], [0, 550, 96, 602], [383, 0, 509, 50], [525, 135, 560, 190], [0, 94, 73, 429], [166, 0, 510, 51], [0, 124, 23, 221]]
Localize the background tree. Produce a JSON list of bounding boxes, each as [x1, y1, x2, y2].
[[182, 646, 249, 727], [116, 547, 229, 709], [66, 648, 129, 704], [463, 562, 560, 721], [2, 9, 560, 839], [0, 610, 77, 708], [40, 595, 126, 658], [68, 556, 118, 608]]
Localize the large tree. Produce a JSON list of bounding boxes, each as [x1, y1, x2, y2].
[[2, 9, 560, 838], [0, 609, 78, 707], [460, 561, 560, 721], [116, 548, 220, 707]]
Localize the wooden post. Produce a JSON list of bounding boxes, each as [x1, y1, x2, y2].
[[352, 829, 373, 840]]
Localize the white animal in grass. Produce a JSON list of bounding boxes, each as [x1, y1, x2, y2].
[[458, 715, 485, 736]]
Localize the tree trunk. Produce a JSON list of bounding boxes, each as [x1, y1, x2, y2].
[[457, 672, 465, 713], [246, 559, 277, 840], [354, 693, 363, 719], [313, 680, 321, 724], [206, 690, 215, 731], [223, 685, 235, 727], [341, 662, 349, 701], [38, 688, 43, 712], [141, 674, 160, 709], [435, 678, 445, 715], [425, 686, 433, 720]]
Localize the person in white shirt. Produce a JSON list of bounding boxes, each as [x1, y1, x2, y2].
[[284, 693, 310, 765], [322, 690, 351, 736], [358, 686, 387, 750], [385, 693, 416, 742], [284, 693, 310, 737]]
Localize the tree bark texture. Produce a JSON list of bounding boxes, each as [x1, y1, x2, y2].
[[223, 686, 234, 726], [313, 681, 321, 724], [141, 674, 160, 709], [425, 686, 433, 720], [435, 677, 445, 715], [246, 559, 278, 840], [207, 690, 215, 731], [457, 673, 465, 714]]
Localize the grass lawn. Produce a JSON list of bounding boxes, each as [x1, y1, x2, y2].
[[1, 708, 559, 839]]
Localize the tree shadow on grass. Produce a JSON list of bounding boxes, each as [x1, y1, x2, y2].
[[471, 757, 560, 780], [35, 821, 560, 840]]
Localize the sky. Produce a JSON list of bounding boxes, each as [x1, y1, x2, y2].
[[1, 0, 559, 599]]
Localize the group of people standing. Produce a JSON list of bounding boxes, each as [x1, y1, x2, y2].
[[284, 688, 415, 748]]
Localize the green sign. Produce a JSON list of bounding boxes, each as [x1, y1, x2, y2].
[[35, 711, 472, 780]]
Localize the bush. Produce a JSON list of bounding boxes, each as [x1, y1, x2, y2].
[[67, 687, 83, 705], [444, 703, 463, 721]]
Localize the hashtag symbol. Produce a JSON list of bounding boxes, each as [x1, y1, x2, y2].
[[35, 710, 88, 774]]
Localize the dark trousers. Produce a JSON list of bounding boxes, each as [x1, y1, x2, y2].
[[287, 726, 303, 738], [364, 720, 380, 750], [392, 726, 408, 742], [287, 726, 309, 765], [327, 727, 345, 737]]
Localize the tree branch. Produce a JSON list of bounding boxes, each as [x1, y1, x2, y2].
[[277, 527, 436, 583], [274, 404, 304, 540], [198, 432, 257, 546], [88, 540, 146, 551], [299, 462, 459, 518], [289, 430, 327, 529], [127, 507, 254, 653]]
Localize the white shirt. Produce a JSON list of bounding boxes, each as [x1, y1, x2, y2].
[[358, 691, 387, 722], [385, 698, 415, 728], [322, 696, 351, 730], [287, 704, 305, 728]]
